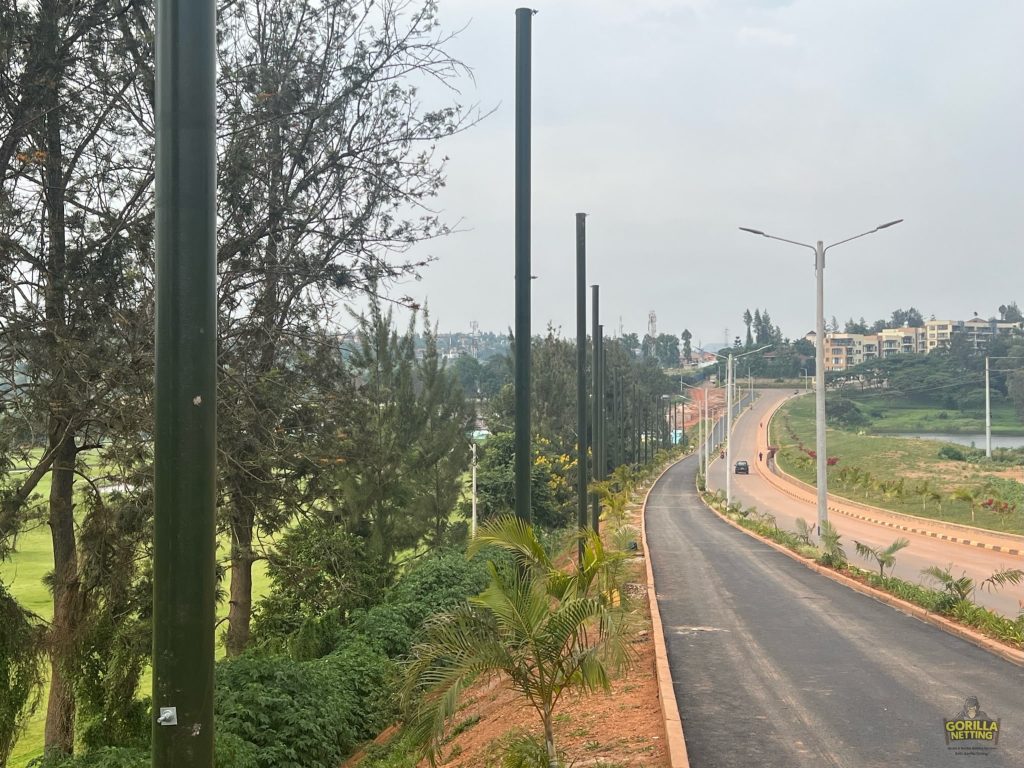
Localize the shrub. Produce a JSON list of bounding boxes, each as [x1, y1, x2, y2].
[[215, 732, 260, 768], [816, 521, 846, 568], [825, 397, 870, 429], [216, 653, 365, 767], [938, 444, 967, 461], [387, 548, 492, 628], [322, 638, 398, 743], [27, 748, 149, 768]]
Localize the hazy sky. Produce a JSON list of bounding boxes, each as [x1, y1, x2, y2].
[[398, 0, 1024, 348]]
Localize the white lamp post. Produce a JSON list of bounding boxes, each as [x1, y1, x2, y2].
[[739, 219, 903, 527], [471, 441, 478, 537]]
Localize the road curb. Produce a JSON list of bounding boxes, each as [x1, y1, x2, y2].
[[758, 395, 1024, 558], [640, 458, 691, 768], [700, 492, 1024, 669]]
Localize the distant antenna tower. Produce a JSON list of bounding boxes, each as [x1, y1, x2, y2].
[[648, 311, 657, 338], [619, 316, 624, 337]]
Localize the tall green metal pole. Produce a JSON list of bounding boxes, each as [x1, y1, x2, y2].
[[596, 324, 604, 533], [633, 383, 639, 464], [597, 325, 605, 471], [590, 285, 599, 530], [514, 8, 533, 522], [575, 213, 587, 559], [153, 0, 217, 762]]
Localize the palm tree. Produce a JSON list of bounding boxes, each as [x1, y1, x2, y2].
[[923, 564, 1024, 608], [401, 517, 633, 767], [817, 521, 846, 568], [854, 538, 910, 577], [952, 486, 982, 522]]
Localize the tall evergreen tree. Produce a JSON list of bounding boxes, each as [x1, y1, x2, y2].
[[0, 1, 155, 751]]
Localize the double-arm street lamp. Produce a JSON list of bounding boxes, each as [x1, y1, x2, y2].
[[739, 219, 903, 527], [703, 345, 769, 506]]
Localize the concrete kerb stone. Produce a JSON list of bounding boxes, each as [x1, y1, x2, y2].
[[640, 457, 692, 768], [698, 489, 1024, 670]]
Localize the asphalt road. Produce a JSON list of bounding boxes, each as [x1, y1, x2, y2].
[[646, 453, 1024, 767], [707, 389, 1024, 616]]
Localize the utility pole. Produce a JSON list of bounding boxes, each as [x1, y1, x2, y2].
[[513, 7, 534, 522], [575, 214, 587, 557], [153, 0, 217, 762]]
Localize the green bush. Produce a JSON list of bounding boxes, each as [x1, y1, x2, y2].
[[387, 549, 491, 628], [825, 397, 870, 429], [215, 731, 260, 768], [321, 638, 398, 743], [347, 604, 416, 659], [215, 653, 359, 768], [1, 585, 44, 766], [27, 747, 150, 768], [938, 444, 967, 461]]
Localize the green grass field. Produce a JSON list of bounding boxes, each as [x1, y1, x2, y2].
[[771, 396, 1024, 535], [842, 391, 1024, 435]]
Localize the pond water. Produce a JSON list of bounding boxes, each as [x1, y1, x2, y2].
[[889, 433, 1024, 449]]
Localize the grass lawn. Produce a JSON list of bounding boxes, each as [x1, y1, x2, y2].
[[771, 396, 1024, 535], [843, 391, 1024, 435], [1, 484, 272, 766]]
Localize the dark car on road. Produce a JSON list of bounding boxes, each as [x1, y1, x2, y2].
[[734, 460, 749, 474]]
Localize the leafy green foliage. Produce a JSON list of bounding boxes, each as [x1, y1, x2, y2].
[[26, 747, 151, 768], [816, 521, 846, 568], [853, 538, 909, 577], [0, 585, 44, 765], [387, 549, 493, 629], [250, 515, 387, 648], [214, 644, 397, 768], [825, 397, 870, 429], [794, 518, 812, 545], [487, 730, 565, 768], [938, 444, 967, 461], [402, 518, 634, 767], [469, 432, 569, 530]]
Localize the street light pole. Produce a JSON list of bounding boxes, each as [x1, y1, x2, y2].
[[726, 353, 734, 507], [471, 442, 478, 538], [985, 355, 991, 458], [813, 239, 827, 529], [739, 218, 902, 528]]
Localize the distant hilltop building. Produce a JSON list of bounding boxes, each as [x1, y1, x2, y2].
[[807, 318, 1023, 372]]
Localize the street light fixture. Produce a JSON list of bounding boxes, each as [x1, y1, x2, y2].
[[739, 219, 903, 528], [702, 344, 769, 507]]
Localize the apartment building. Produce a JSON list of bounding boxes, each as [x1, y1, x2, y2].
[[813, 319, 1015, 372], [878, 326, 926, 356], [925, 318, 1022, 351]]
